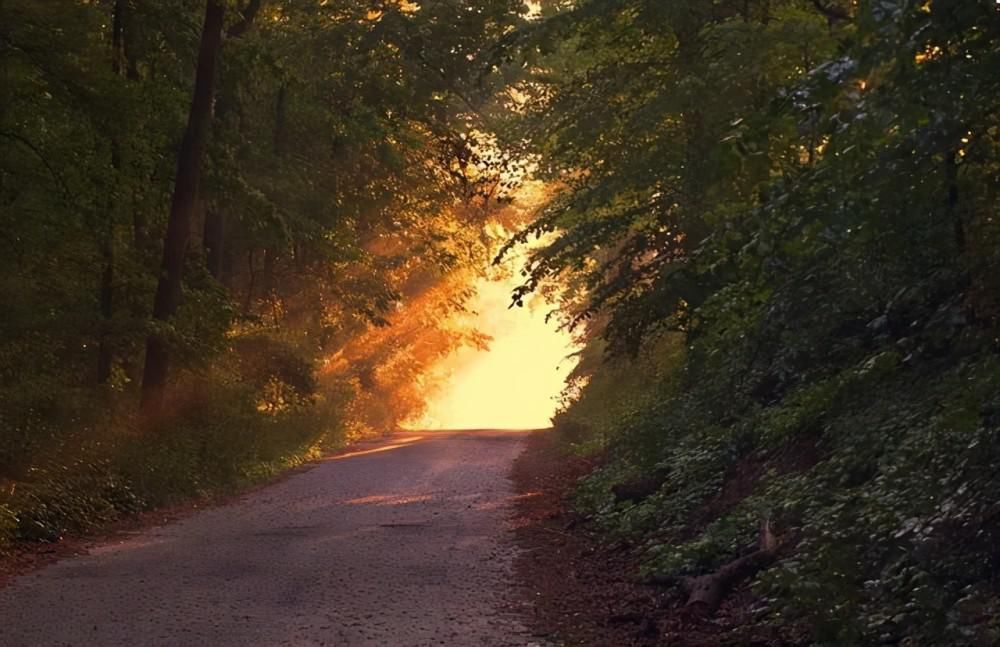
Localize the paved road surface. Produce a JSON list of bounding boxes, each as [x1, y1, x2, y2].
[[0, 430, 539, 646]]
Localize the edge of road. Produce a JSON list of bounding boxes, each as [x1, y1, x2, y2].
[[0, 428, 544, 589], [0, 431, 414, 588]]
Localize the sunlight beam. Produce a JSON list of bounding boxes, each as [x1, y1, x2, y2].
[[407, 269, 577, 430]]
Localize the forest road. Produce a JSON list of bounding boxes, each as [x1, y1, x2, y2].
[[0, 430, 543, 647]]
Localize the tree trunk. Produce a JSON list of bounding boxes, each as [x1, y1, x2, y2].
[[203, 207, 226, 280], [97, 237, 114, 383], [140, 0, 225, 412], [201, 0, 263, 284], [274, 82, 288, 156], [682, 548, 777, 617], [946, 149, 963, 254], [244, 249, 257, 313], [681, 520, 783, 618], [114, 0, 148, 252], [96, 0, 130, 384]]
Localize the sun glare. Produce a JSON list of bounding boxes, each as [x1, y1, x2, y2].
[[406, 267, 578, 431]]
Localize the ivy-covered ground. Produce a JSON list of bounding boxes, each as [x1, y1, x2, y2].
[[546, 328, 1000, 645]]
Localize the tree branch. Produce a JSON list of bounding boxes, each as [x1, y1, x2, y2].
[[0, 131, 74, 205], [227, 0, 263, 38], [810, 0, 852, 23]]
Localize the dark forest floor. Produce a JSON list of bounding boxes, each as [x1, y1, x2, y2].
[[510, 430, 801, 646], [511, 430, 667, 646]]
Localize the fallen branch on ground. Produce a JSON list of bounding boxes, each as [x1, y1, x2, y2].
[[678, 520, 788, 618]]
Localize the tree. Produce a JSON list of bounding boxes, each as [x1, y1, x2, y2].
[[140, 0, 264, 411], [510, 1, 1000, 642]]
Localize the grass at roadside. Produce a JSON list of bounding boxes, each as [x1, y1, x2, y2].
[[0, 376, 350, 552]]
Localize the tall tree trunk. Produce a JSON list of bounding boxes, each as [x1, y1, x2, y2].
[[244, 249, 257, 313], [203, 207, 226, 280], [112, 0, 148, 253], [202, 0, 263, 283], [97, 237, 114, 383], [676, 23, 711, 249], [140, 0, 225, 412], [262, 246, 279, 323], [946, 149, 963, 254], [96, 0, 130, 384], [202, 88, 232, 283], [274, 82, 288, 156]]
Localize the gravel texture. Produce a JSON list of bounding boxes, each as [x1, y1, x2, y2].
[[0, 430, 541, 647]]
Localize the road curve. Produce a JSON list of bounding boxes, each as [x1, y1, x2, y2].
[[0, 430, 540, 646]]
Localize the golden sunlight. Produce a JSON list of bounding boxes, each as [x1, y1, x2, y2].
[[406, 266, 578, 431]]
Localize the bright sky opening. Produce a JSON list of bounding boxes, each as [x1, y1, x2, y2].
[[407, 269, 578, 430]]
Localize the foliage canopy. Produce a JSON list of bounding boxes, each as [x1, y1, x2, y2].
[[508, 0, 1000, 643]]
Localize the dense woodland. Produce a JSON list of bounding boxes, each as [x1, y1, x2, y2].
[[525, 0, 1000, 643], [1, 0, 523, 541], [2, 0, 999, 644]]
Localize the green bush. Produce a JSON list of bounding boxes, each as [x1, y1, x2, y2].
[[0, 357, 347, 546]]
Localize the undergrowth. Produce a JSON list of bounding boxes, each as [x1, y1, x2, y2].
[[557, 325, 1000, 644], [0, 333, 351, 550]]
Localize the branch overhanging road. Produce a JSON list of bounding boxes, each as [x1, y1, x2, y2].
[[0, 430, 544, 647]]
